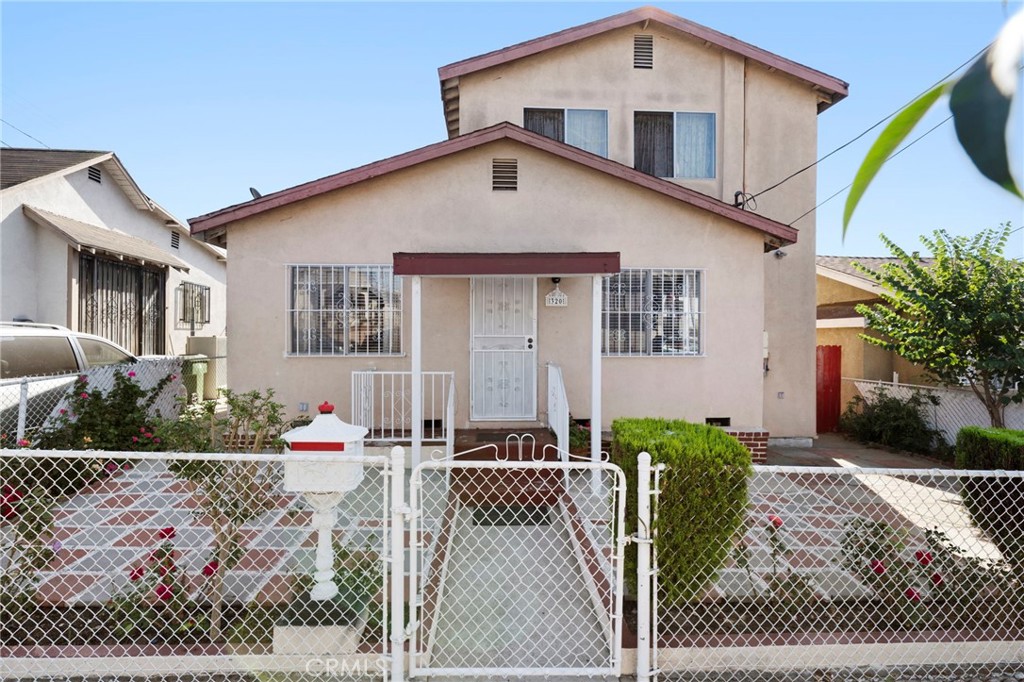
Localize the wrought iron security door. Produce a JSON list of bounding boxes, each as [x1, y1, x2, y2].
[[470, 277, 536, 420]]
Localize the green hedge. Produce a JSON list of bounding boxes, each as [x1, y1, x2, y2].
[[955, 427, 1024, 566], [612, 418, 752, 603]]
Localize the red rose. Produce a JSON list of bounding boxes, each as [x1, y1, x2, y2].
[[931, 573, 944, 587], [915, 550, 933, 566], [870, 559, 886, 575], [128, 565, 146, 581], [904, 588, 922, 602], [0, 487, 23, 520], [157, 526, 176, 539], [767, 514, 783, 528], [155, 583, 174, 601], [201, 560, 220, 577]]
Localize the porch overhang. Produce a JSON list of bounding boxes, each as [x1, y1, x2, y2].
[[393, 252, 620, 276]]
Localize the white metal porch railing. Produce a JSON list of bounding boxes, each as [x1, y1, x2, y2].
[[547, 363, 569, 454], [351, 370, 455, 452]]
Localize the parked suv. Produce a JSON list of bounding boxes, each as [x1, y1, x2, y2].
[[0, 322, 136, 380], [1, 322, 140, 439]]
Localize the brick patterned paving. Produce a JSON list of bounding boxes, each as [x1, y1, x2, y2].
[[35, 460, 389, 606]]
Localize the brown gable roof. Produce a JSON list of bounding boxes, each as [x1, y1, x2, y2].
[[0, 148, 110, 190], [189, 122, 798, 248], [438, 6, 849, 137], [817, 255, 935, 284]]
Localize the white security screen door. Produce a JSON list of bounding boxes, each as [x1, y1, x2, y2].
[[470, 277, 537, 420]]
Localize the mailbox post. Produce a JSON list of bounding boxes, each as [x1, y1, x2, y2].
[[281, 401, 367, 601]]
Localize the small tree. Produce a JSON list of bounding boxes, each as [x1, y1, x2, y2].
[[855, 225, 1024, 428]]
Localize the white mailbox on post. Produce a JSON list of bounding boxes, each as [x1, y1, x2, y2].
[[281, 401, 368, 601], [281, 401, 367, 494]]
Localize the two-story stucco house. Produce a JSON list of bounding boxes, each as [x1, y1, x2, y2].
[[1, 149, 226, 356], [189, 6, 847, 462]]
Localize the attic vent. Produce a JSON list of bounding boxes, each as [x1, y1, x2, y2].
[[492, 158, 518, 191], [88, 166, 102, 183], [634, 34, 654, 69], [171, 232, 181, 249]]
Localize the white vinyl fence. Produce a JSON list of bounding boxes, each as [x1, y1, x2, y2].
[[852, 378, 1024, 444]]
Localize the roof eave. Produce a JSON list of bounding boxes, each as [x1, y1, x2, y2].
[[189, 123, 797, 248]]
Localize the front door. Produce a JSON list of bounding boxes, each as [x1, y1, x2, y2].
[[470, 277, 536, 420]]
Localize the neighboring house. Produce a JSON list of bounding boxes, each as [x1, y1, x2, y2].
[[0, 149, 226, 356], [190, 6, 847, 459], [815, 255, 930, 430]]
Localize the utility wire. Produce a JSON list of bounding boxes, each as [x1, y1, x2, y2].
[[787, 114, 954, 226], [748, 42, 990, 203], [0, 118, 51, 149], [0, 139, 12, 148]]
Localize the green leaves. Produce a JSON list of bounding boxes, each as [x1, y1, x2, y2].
[[843, 83, 950, 235], [856, 226, 1024, 427], [845, 9, 1023, 232], [950, 47, 1023, 198]]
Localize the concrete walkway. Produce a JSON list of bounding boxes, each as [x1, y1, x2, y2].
[[767, 433, 953, 469]]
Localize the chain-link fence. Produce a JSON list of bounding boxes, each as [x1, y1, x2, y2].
[[1, 448, 395, 680], [1, 358, 186, 444], [652, 466, 1024, 681], [849, 379, 1024, 445], [409, 456, 627, 677]]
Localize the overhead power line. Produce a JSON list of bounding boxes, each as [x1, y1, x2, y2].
[[747, 42, 990, 203], [787, 114, 954, 226], [0, 118, 51, 149]]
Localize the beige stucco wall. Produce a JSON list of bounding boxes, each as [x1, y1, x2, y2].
[[0, 164, 226, 354], [223, 139, 767, 429], [816, 275, 876, 307], [452, 23, 828, 437]]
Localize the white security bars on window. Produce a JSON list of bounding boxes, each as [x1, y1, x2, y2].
[[288, 265, 402, 356], [602, 268, 703, 357]]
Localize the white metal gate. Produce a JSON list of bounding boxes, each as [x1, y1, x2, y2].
[[470, 277, 537, 420], [407, 446, 627, 677]]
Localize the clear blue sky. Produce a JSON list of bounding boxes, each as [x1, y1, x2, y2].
[[2, 1, 1021, 257]]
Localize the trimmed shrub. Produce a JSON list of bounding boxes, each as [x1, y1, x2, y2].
[[612, 418, 751, 603], [955, 427, 1024, 566], [839, 387, 944, 456]]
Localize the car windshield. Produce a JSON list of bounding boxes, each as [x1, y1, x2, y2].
[[78, 337, 134, 367]]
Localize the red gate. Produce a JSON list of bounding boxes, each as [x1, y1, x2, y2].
[[816, 345, 842, 433]]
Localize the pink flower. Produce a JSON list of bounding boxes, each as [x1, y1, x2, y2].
[[170, 374, 178, 381], [132, 436, 139, 443], [904, 588, 921, 602], [127, 371, 136, 378], [931, 573, 944, 587], [144, 432, 153, 439], [140, 427, 147, 434], [870, 559, 886, 575], [59, 409, 67, 415], [767, 514, 783, 528], [105, 462, 118, 472], [201, 560, 220, 577], [153, 438, 161, 444], [157, 526, 176, 540], [128, 565, 146, 581], [80, 392, 89, 399], [16, 438, 29, 447], [78, 375, 88, 382], [154, 583, 174, 601], [915, 550, 933, 566]]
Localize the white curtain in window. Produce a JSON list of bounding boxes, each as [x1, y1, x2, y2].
[[566, 109, 609, 158], [674, 112, 715, 179]]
